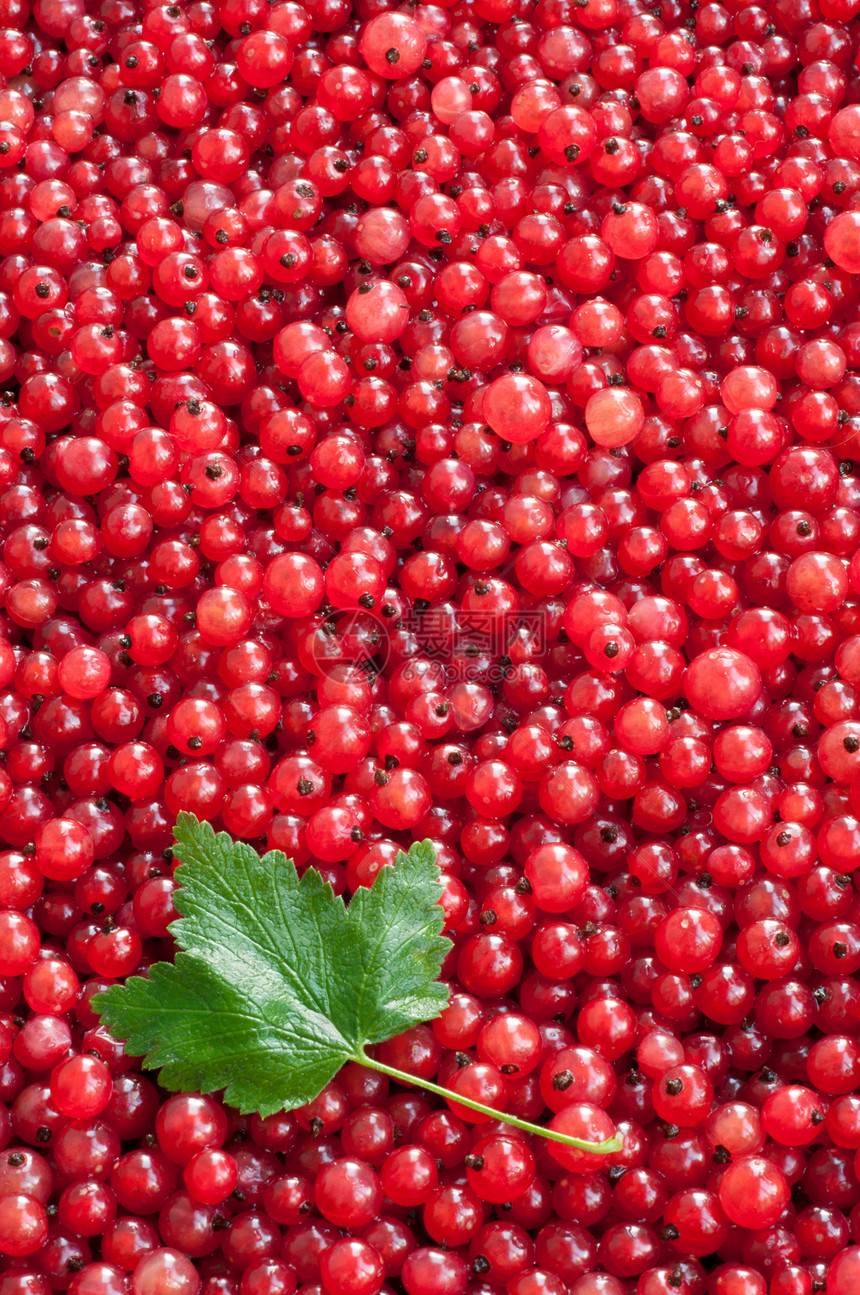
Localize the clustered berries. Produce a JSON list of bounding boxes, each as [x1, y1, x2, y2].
[[0, 0, 858, 1291]]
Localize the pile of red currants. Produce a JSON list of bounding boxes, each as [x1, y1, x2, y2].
[[1, 0, 860, 1292]]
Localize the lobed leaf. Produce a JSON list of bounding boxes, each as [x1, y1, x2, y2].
[[96, 813, 449, 1117]]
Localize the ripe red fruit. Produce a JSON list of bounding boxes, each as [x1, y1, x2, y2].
[[0, 7, 858, 1294]]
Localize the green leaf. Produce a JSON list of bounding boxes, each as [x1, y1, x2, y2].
[[95, 813, 450, 1117]]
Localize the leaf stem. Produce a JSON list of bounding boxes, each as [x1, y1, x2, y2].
[[356, 1051, 623, 1156]]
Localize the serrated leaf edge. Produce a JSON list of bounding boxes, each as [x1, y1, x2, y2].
[[95, 819, 451, 1117]]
